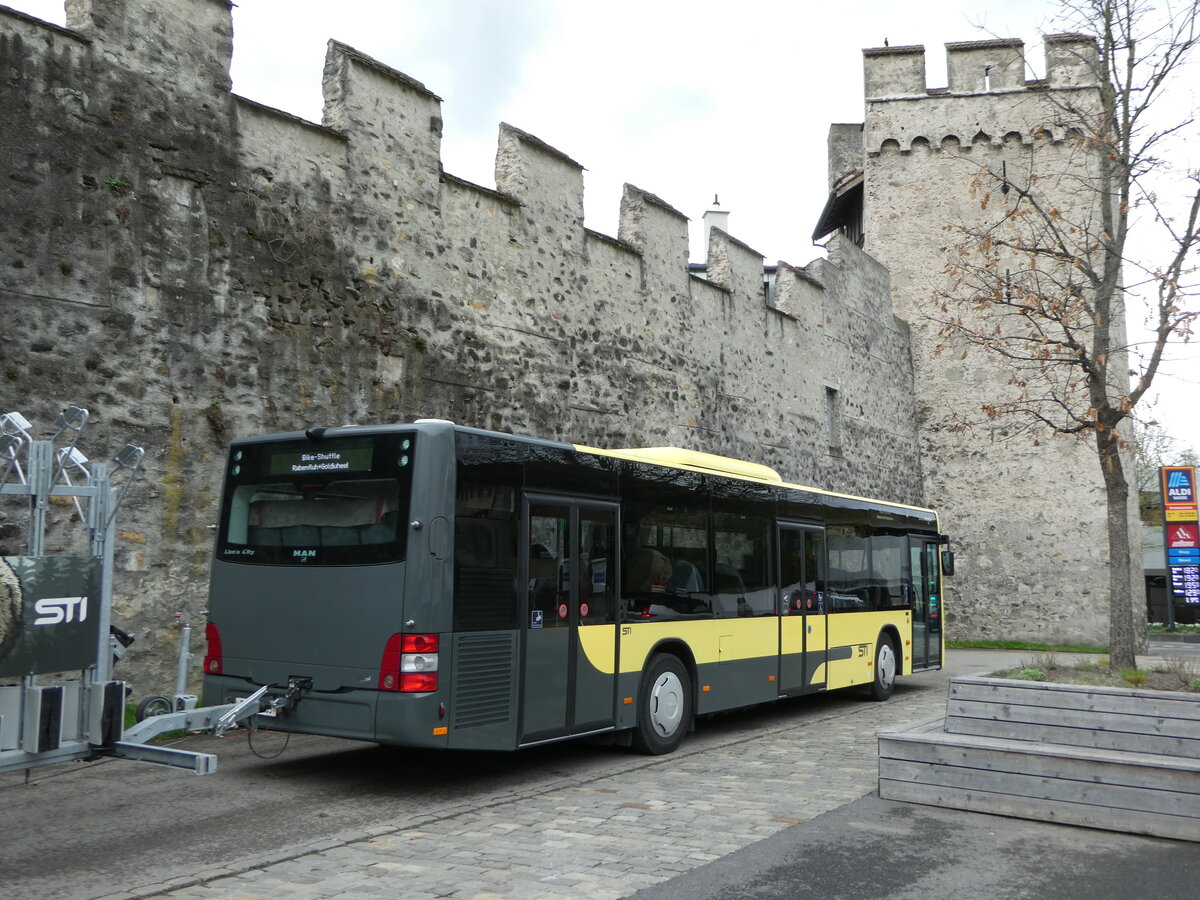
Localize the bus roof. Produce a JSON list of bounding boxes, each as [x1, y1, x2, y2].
[[229, 421, 938, 522], [572, 442, 936, 519]]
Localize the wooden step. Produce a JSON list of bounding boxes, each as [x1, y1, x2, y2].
[[877, 677, 1200, 843], [945, 676, 1200, 757]]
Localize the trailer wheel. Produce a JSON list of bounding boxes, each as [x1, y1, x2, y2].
[[631, 654, 691, 755], [135, 695, 174, 722]]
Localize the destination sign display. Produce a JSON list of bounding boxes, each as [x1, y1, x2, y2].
[[269, 445, 374, 476]]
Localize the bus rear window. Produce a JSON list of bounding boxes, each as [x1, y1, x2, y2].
[[216, 434, 413, 565]]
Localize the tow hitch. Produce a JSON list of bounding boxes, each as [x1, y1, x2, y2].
[[113, 676, 314, 772]]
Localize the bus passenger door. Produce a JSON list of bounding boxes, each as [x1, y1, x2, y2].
[[778, 525, 827, 694], [521, 497, 618, 744], [908, 537, 943, 669]]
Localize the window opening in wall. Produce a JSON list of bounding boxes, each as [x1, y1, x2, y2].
[[984, 64, 992, 92], [825, 386, 842, 455]]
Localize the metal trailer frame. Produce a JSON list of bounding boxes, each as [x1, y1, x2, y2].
[[0, 407, 270, 777]]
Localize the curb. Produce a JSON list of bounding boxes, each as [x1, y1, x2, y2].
[[1149, 633, 1200, 644]]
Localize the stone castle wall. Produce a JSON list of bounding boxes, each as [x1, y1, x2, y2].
[[0, 0, 924, 690]]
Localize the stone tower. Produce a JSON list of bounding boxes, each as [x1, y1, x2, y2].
[[819, 37, 1141, 645]]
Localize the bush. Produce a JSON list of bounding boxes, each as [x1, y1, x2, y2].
[[1122, 668, 1149, 687]]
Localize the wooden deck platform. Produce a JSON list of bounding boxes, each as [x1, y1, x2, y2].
[[878, 677, 1200, 842]]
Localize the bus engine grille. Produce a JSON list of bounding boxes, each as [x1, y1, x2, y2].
[[451, 632, 517, 729]]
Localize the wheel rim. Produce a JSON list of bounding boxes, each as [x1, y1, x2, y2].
[[877, 642, 896, 690], [146, 699, 171, 716], [649, 671, 684, 738]]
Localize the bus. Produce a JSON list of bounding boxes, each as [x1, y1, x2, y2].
[[202, 420, 950, 755]]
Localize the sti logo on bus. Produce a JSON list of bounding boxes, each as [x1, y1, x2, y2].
[[1164, 467, 1196, 504], [34, 595, 88, 626]]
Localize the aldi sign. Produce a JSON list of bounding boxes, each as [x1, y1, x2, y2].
[[1163, 466, 1197, 507]]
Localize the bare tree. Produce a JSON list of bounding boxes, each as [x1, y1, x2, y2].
[[935, 0, 1200, 668]]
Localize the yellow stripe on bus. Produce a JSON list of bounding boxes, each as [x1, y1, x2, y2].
[[580, 612, 911, 682]]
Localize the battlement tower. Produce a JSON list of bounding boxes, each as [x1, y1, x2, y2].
[[823, 36, 1136, 645]]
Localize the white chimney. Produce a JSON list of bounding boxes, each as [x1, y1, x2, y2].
[[702, 195, 729, 261]]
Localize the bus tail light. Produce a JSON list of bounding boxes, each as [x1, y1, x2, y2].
[[379, 633, 439, 692], [203, 622, 223, 675]]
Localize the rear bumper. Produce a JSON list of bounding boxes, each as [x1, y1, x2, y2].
[[203, 674, 450, 748]]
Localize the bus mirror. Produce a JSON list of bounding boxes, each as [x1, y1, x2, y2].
[[940, 550, 955, 577]]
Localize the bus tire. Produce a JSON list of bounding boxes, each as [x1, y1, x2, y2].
[[869, 635, 896, 701], [631, 654, 691, 755]]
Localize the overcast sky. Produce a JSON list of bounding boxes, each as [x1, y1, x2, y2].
[[8, 0, 1197, 457]]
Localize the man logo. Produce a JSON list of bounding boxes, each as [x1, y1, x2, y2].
[[34, 596, 88, 626]]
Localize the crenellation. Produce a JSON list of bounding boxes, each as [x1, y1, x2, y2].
[[945, 38, 1025, 93], [1045, 32, 1098, 88], [863, 44, 926, 100], [772, 262, 822, 331], [703, 227, 764, 306], [66, 0, 233, 96], [495, 122, 585, 253], [322, 41, 443, 208], [618, 183, 689, 297]]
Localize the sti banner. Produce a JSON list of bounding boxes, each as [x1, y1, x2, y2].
[[1161, 467, 1200, 608], [0, 556, 102, 678]]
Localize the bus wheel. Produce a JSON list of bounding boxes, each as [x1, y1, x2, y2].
[[869, 635, 896, 701], [631, 654, 691, 755]]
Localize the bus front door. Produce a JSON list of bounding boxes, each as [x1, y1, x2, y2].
[[908, 537, 943, 669], [779, 525, 827, 694], [521, 497, 619, 744]]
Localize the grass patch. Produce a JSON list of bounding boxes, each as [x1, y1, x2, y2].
[[947, 640, 1108, 654]]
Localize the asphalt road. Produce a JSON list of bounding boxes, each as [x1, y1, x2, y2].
[[633, 792, 1200, 900]]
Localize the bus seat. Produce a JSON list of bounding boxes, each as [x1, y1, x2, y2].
[[279, 525, 320, 546], [248, 526, 283, 546], [626, 547, 670, 593], [321, 525, 362, 546], [669, 559, 704, 593]]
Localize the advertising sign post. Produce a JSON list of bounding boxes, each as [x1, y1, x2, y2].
[[1160, 466, 1200, 629]]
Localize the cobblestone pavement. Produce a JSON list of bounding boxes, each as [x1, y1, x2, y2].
[[100, 671, 973, 900]]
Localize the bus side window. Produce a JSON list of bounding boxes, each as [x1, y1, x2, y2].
[[827, 525, 868, 612], [712, 507, 773, 618], [580, 510, 616, 624], [453, 478, 519, 632], [620, 507, 712, 621]]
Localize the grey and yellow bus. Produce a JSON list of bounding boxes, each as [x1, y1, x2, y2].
[[203, 420, 949, 755]]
